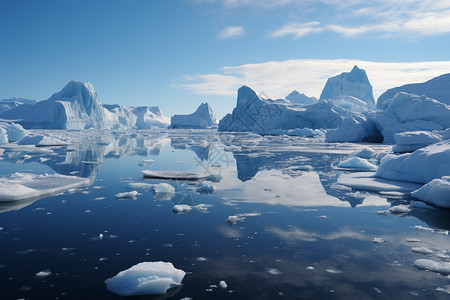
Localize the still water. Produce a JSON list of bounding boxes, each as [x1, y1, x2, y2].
[[0, 129, 449, 299]]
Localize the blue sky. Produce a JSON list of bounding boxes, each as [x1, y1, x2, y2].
[[1, 0, 450, 118]]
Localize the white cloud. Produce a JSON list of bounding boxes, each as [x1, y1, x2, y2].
[[270, 22, 323, 38], [178, 59, 450, 100], [217, 26, 245, 39]]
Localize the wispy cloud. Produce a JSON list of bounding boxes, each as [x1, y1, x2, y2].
[[217, 26, 245, 39], [177, 59, 450, 100], [270, 22, 323, 38]]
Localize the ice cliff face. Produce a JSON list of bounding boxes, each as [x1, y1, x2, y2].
[[218, 86, 349, 134], [170, 102, 218, 129], [320, 65, 376, 110], [0, 81, 169, 129], [285, 91, 317, 105], [377, 73, 450, 110]]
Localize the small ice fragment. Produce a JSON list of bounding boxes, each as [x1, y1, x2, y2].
[[226, 212, 260, 225], [138, 159, 154, 166], [99, 257, 108, 261], [127, 182, 155, 190], [406, 238, 422, 243], [411, 247, 433, 255], [266, 268, 282, 275], [194, 204, 212, 213], [325, 268, 342, 274], [373, 287, 382, 294], [105, 261, 186, 296], [173, 205, 192, 214], [389, 205, 411, 214], [205, 174, 223, 182], [115, 191, 138, 199], [377, 210, 389, 216], [99, 233, 104, 240], [196, 257, 207, 262], [350, 147, 376, 159], [317, 215, 329, 219], [219, 280, 227, 289], [306, 266, 315, 270], [196, 184, 216, 194], [373, 237, 384, 243], [35, 269, 51, 278], [93, 197, 106, 201], [437, 285, 450, 295], [154, 183, 175, 194], [337, 157, 377, 171]]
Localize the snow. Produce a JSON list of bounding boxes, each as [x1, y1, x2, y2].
[[350, 147, 376, 159], [413, 259, 450, 275], [377, 73, 450, 110], [18, 134, 69, 146], [336, 157, 377, 171], [143, 170, 206, 181], [376, 140, 450, 184], [411, 176, 450, 208], [105, 261, 186, 296], [170, 103, 218, 129], [173, 205, 192, 214], [115, 191, 138, 199], [0, 172, 89, 202], [393, 131, 442, 153], [219, 85, 350, 134], [285, 90, 317, 105], [319, 65, 375, 109]]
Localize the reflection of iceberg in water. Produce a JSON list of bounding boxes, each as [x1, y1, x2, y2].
[[220, 169, 349, 207]]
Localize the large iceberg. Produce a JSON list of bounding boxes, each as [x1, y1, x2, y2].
[[170, 102, 218, 128], [0, 81, 169, 130], [319, 65, 376, 110], [0, 97, 37, 114], [377, 73, 450, 110], [285, 90, 317, 105], [219, 86, 348, 134]]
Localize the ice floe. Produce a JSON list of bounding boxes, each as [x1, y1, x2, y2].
[[17, 134, 69, 146], [115, 191, 138, 199], [411, 247, 433, 255], [105, 261, 185, 296], [0, 172, 89, 201], [413, 259, 450, 275], [173, 205, 192, 214], [337, 172, 422, 193]]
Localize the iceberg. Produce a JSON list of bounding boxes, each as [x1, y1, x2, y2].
[[377, 73, 450, 110], [219, 86, 348, 134], [0, 97, 36, 114], [285, 90, 317, 105], [0, 122, 28, 142], [133, 106, 170, 129], [411, 177, 450, 208], [376, 140, 450, 184], [173, 204, 192, 214], [319, 65, 376, 110], [105, 261, 186, 296], [392, 131, 443, 153], [0, 172, 89, 202], [170, 102, 218, 129]]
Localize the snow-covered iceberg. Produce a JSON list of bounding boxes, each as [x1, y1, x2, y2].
[[219, 86, 348, 134], [0, 81, 169, 130], [319, 65, 376, 110], [0, 172, 89, 202], [377, 73, 450, 110], [411, 177, 450, 208], [392, 131, 443, 153], [170, 102, 218, 129], [105, 261, 185, 296], [285, 90, 317, 105]]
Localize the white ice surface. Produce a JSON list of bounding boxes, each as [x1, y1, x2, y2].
[[337, 172, 422, 193], [170, 102, 218, 128], [0, 172, 89, 202], [18, 134, 69, 146], [411, 176, 450, 208], [414, 259, 450, 274], [105, 261, 185, 296], [336, 157, 377, 171], [173, 205, 192, 214], [143, 170, 206, 181], [115, 191, 138, 199]]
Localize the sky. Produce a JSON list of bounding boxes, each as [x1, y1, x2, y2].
[[1, 0, 450, 119]]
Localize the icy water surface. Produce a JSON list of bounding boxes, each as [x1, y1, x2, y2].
[[1, 129, 450, 299]]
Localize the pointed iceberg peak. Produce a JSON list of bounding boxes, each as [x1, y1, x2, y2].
[[237, 85, 260, 107], [170, 102, 218, 129], [319, 66, 375, 109], [285, 90, 318, 105]]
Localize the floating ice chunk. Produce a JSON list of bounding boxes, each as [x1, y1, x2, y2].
[[196, 257, 207, 262], [105, 261, 186, 296], [437, 285, 450, 295], [372, 237, 384, 243], [194, 204, 212, 213], [127, 182, 155, 190], [350, 147, 376, 159], [338, 172, 421, 193], [196, 184, 216, 194], [18, 134, 69, 146], [266, 268, 282, 275], [411, 247, 433, 255], [35, 269, 52, 278], [306, 266, 315, 270], [393, 131, 442, 153], [0, 172, 89, 202], [336, 157, 377, 171], [154, 183, 175, 194], [115, 191, 138, 199], [0, 127, 7, 144], [325, 268, 342, 274], [411, 177, 450, 208], [389, 205, 411, 214], [226, 212, 261, 225], [173, 205, 192, 214], [219, 280, 228, 289], [406, 238, 422, 243], [0, 122, 27, 142], [143, 170, 206, 181], [205, 174, 223, 182], [413, 259, 450, 274], [138, 159, 154, 166]]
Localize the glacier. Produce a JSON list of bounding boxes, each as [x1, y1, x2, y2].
[[0, 81, 169, 130], [170, 102, 218, 129]]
